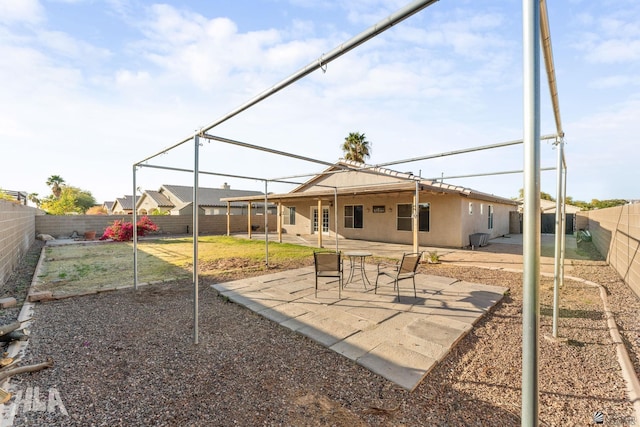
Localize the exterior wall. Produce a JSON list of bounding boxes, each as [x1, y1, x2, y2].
[[459, 199, 513, 246], [578, 204, 640, 298], [35, 214, 277, 238], [280, 193, 516, 248], [0, 200, 38, 287], [136, 197, 171, 215]]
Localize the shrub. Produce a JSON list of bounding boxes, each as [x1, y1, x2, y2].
[[100, 216, 158, 241]]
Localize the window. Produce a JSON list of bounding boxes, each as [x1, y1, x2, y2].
[[397, 203, 412, 231], [398, 203, 430, 231], [418, 203, 430, 232], [283, 206, 295, 225], [488, 205, 494, 229], [480, 203, 484, 215], [469, 202, 473, 215], [344, 205, 363, 228]]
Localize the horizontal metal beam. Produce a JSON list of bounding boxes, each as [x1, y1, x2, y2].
[[426, 166, 556, 181]]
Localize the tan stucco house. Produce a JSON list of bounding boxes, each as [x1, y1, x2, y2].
[[111, 195, 134, 215], [223, 160, 519, 248]]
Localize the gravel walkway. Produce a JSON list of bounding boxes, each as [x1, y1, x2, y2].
[[0, 241, 639, 426]]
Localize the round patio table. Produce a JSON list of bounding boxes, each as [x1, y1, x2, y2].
[[344, 251, 372, 289]]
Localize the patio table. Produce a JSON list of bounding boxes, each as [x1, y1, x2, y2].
[[344, 251, 372, 289]]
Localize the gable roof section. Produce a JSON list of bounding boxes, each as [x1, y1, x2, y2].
[[114, 195, 134, 210], [160, 184, 265, 207], [222, 160, 517, 206], [144, 190, 174, 207], [287, 160, 517, 205]]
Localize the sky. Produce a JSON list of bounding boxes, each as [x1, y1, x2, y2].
[[1, 0, 638, 205]]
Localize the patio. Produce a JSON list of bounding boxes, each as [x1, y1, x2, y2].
[[212, 262, 508, 391]]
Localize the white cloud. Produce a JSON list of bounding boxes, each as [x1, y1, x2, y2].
[[0, 0, 45, 25]]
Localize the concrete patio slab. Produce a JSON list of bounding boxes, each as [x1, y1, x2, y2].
[[212, 265, 508, 391]]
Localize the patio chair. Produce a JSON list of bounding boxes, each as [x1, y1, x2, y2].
[[375, 252, 423, 302], [314, 252, 343, 298]]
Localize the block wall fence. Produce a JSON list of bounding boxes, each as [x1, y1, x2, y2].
[[0, 200, 38, 287], [34, 214, 277, 238], [577, 204, 640, 298]]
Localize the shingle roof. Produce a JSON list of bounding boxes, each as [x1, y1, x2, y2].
[[115, 195, 134, 210], [161, 185, 266, 207], [144, 190, 173, 207]]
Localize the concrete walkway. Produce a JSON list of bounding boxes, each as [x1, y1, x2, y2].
[[212, 264, 507, 391]]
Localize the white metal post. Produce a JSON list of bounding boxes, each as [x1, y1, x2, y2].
[[264, 180, 269, 267], [522, 0, 541, 424], [552, 140, 564, 337], [193, 135, 200, 345], [133, 165, 138, 290]]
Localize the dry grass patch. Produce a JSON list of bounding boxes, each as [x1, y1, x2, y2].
[[33, 236, 316, 296]]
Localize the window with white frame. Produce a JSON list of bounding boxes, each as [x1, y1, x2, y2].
[[488, 205, 494, 229], [344, 205, 363, 228], [283, 206, 295, 225], [397, 203, 412, 231]]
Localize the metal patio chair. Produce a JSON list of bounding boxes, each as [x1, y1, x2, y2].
[[314, 252, 343, 298], [375, 252, 423, 302]]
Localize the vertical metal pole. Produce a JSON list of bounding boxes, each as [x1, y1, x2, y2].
[[552, 140, 563, 338], [248, 203, 252, 239], [317, 199, 323, 248], [226, 201, 230, 236], [277, 201, 283, 243], [193, 135, 200, 345], [522, 0, 541, 424], [413, 180, 419, 253], [334, 188, 339, 253], [264, 181, 269, 267], [133, 165, 138, 290], [560, 158, 567, 288]]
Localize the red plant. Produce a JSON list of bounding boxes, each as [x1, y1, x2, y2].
[[100, 216, 158, 241]]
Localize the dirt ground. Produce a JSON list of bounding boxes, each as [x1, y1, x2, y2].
[[0, 238, 638, 426]]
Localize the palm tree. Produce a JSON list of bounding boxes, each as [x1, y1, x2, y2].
[[341, 132, 371, 163], [46, 175, 65, 199]]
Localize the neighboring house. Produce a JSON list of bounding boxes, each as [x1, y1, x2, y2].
[[111, 195, 134, 215], [517, 198, 582, 214], [135, 184, 275, 216], [223, 160, 519, 248], [102, 201, 115, 215]]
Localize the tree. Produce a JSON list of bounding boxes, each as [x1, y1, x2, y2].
[[86, 205, 107, 215], [341, 132, 371, 163], [27, 193, 40, 207], [40, 186, 96, 215], [46, 175, 66, 199]]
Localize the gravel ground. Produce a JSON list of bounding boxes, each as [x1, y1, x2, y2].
[[1, 240, 639, 426]]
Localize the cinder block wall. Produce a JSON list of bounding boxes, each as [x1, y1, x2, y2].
[[0, 200, 38, 287], [35, 214, 277, 237], [577, 204, 640, 298]]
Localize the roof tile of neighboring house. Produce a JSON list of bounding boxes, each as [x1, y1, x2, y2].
[[161, 185, 266, 207], [144, 190, 173, 207], [115, 195, 134, 210]]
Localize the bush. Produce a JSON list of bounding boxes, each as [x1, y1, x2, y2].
[[100, 216, 158, 241]]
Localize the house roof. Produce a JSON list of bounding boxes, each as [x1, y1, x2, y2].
[[144, 190, 173, 207], [114, 195, 134, 210], [222, 160, 518, 206], [161, 184, 268, 207]]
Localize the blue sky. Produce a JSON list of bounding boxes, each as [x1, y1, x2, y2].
[[1, 0, 638, 204]]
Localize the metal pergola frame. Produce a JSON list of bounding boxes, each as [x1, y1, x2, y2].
[[131, 1, 565, 424]]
